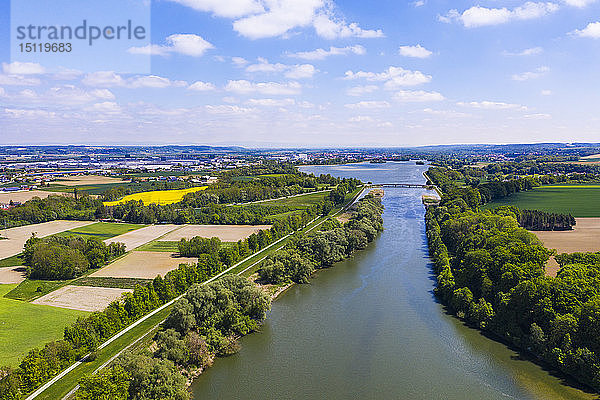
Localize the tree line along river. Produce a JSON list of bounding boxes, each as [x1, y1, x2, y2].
[[191, 162, 595, 400]]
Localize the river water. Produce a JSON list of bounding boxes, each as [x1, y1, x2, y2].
[[192, 162, 594, 400]]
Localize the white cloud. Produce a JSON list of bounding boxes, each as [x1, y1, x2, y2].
[[285, 64, 316, 79], [413, 0, 426, 7], [523, 113, 551, 119], [225, 80, 302, 95], [512, 66, 549, 81], [246, 98, 296, 107], [128, 34, 214, 57], [167, 0, 264, 18], [3, 86, 117, 106], [173, 0, 383, 39], [0, 87, 5, 97], [205, 105, 255, 114], [458, 101, 528, 110], [572, 22, 600, 38], [349, 115, 374, 122], [246, 58, 316, 79], [2, 62, 45, 75], [440, 2, 559, 28], [346, 85, 378, 96], [393, 90, 444, 102], [129, 75, 187, 88], [344, 66, 432, 89], [82, 71, 126, 87], [85, 102, 122, 114], [503, 47, 543, 56], [287, 45, 365, 60], [4, 108, 57, 118], [541, 89, 552, 95], [399, 44, 433, 58], [312, 13, 384, 39], [82, 72, 187, 88], [422, 108, 471, 117], [563, 0, 598, 7], [189, 81, 217, 91], [345, 101, 390, 109], [0, 74, 41, 86], [90, 89, 116, 100], [232, 57, 249, 66]]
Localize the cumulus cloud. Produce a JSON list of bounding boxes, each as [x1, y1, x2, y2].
[[170, 0, 383, 39], [512, 66, 549, 81], [394, 90, 444, 102], [346, 85, 379, 96], [349, 115, 374, 122], [2, 86, 117, 106], [232, 57, 249, 66], [287, 45, 365, 60], [457, 101, 528, 110], [440, 2, 559, 28], [399, 45, 433, 58], [188, 81, 217, 91], [4, 108, 57, 119], [0, 74, 41, 86], [82, 71, 187, 88], [246, 58, 316, 79], [128, 34, 214, 57], [572, 22, 600, 38], [246, 98, 296, 107], [225, 80, 302, 95], [344, 66, 432, 89], [345, 101, 390, 109], [2, 62, 45, 75]]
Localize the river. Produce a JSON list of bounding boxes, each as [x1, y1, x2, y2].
[[191, 162, 595, 400]]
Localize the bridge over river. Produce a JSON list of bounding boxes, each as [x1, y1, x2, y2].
[[369, 183, 429, 188]]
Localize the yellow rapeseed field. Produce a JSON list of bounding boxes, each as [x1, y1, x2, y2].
[[103, 186, 208, 206]]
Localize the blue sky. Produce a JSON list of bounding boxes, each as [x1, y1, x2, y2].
[[1, 0, 600, 147]]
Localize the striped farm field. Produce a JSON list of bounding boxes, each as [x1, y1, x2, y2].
[[484, 184, 600, 217], [103, 186, 208, 206]]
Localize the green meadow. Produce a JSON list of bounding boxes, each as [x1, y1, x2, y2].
[[484, 185, 600, 217], [0, 284, 88, 366]]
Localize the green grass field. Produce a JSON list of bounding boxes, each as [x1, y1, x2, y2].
[[259, 191, 329, 208], [4, 279, 68, 302], [483, 185, 600, 217], [0, 253, 25, 268], [0, 284, 88, 367], [55, 222, 145, 240], [135, 241, 180, 252]]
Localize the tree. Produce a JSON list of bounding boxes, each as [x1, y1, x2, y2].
[[76, 366, 130, 400]]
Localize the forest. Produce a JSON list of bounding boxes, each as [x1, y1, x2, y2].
[[425, 167, 600, 392], [258, 194, 384, 285], [22, 235, 126, 280]]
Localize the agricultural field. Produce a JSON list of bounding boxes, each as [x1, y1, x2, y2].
[[31, 285, 132, 312], [532, 217, 600, 277], [103, 224, 181, 250], [0, 220, 96, 260], [0, 266, 26, 284], [533, 218, 600, 254], [0, 190, 72, 203], [55, 222, 145, 240], [258, 191, 329, 208], [50, 175, 126, 186], [159, 224, 271, 242], [103, 186, 208, 206], [89, 251, 197, 279], [135, 241, 180, 252], [0, 284, 88, 366], [484, 185, 600, 217]]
